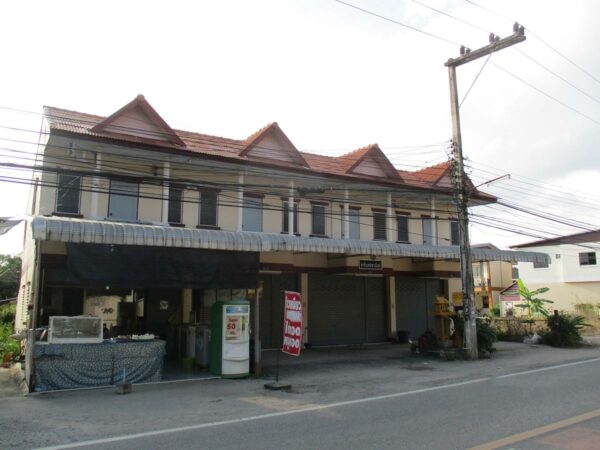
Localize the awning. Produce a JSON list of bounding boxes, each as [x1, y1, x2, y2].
[[0, 217, 23, 236], [44, 243, 259, 289], [30, 216, 550, 264]]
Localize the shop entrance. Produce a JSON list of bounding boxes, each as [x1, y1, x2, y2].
[[395, 277, 446, 340], [308, 274, 387, 346]]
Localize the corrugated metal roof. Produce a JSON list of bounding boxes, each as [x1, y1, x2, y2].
[[30, 216, 549, 264], [0, 218, 23, 236]]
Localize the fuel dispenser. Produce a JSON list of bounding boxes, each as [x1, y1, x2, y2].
[[210, 300, 250, 377]]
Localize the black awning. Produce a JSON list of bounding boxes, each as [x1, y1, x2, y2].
[[46, 243, 259, 289]]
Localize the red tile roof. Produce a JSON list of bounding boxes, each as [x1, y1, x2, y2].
[[43, 103, 494, 200]]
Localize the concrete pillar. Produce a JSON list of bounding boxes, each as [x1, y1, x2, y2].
[[301, 273, 309, 344], [431, 196, 437, 245], [237, 172, 244, 231], [386, 276, 397, 338], [90, 152, 102, 218], [343, 187, 349, 239], [161, 160, 170, 224], [182, 288, 193, 323], [387, 192, 393, 242], [288, 180, 294, 235]]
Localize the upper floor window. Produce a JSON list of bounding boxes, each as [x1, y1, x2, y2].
[[167, 184, 183, 224], [242, 195, 262, 232], [450, 220, 460, 246], [56, 174, 81, 215], [348, 208, 360, 240], [422, 217, 436, 245], [579, 252, 596, 266], [396, 214, 409, 243], [199, 190, 218, 227], [282, 200, 299, 234], [311, 203, 327, 236], [373, 210, 387, 241], [108, 179, 138, 221]]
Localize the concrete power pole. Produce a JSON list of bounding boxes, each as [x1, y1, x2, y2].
[[445, 25, 525, 360]]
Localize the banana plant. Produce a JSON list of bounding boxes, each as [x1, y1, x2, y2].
[[516, 278, 554, 329]]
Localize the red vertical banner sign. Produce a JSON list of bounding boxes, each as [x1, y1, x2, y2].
[[282, 291, 303, 356]]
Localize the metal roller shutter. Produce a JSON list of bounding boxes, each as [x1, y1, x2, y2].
[[395, 278, 444, 341], [308, 274, 387, 346]]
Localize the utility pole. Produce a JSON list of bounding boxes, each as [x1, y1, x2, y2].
[[445, 24, 525, 360]]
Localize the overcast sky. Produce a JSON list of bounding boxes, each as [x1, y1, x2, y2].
[[1, 0, 599, 254]]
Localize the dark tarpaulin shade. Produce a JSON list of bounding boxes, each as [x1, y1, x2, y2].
[[47, 243, 259, 289]]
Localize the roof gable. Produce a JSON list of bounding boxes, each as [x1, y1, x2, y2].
[[90, 95, 185, 147], [240, 123, 307, 167], [341, 144, 402, 181]]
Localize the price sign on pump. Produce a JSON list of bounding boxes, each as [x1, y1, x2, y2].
[[282, 291, 303, 356]]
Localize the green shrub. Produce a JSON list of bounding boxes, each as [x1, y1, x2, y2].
[[0, 323, 18, 361], [543, 313, 589, 347], [0, 303, 15, 324], [0, 304, 18, 361], [476, 317, 497, 356]]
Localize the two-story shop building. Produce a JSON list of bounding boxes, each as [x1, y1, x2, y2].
[[16, 95, 547, 360]]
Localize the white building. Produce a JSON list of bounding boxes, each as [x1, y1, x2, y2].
[[512, 231, 600, 311]]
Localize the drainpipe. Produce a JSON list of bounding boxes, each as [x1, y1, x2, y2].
[[288, 180, 294, 235]]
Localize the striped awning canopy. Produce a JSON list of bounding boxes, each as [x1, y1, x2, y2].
[[30, 216, 549, 264]]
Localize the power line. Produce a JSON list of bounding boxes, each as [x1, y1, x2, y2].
[[467, 159, 600, 203], [464, 0, 600, 87], [334, 0, 461, 46], [411, 0, 600, 108]]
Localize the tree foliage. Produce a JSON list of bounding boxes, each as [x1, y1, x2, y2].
[[0, 254, 21, 300]]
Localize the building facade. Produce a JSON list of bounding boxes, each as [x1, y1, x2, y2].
[[16, 95, 546, 358], [513, 231, 600, 312]]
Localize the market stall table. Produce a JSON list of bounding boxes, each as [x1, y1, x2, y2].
[[33, 339, 166, 392]]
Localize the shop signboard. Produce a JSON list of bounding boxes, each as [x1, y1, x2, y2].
[[282, 291, 303, 356], [359, 260, 382, 270]]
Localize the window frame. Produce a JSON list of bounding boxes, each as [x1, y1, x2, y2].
[[242, 194, 263, 232], [372, 210, 387, 241], [533, 259, 550, 269], [450, 220, 460, 246], [579, 252, 597, 266], [167, 183, 183, 225], [348, 207, 360, 240], [396, 213, 409, 243], [198, 190, 219, 228], [108, 179, 139, 222], [55, 173, 82, 215], [422, 217, 436, 245], [311, 203, 327, 237], [282, 199, 299, 235]]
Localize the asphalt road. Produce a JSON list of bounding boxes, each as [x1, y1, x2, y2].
[[2, 343, 600, 450], [54, 359, 600, 450]]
